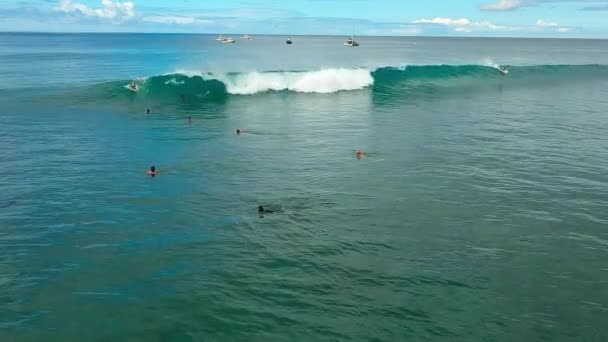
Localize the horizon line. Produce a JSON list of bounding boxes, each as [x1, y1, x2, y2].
[[0, 31, 605, 40]]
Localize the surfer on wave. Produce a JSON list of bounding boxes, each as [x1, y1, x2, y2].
[[128, 82, 139, 92]]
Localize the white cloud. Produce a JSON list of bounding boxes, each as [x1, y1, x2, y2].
[[143, 16, 212, 25], [365, 26, 422, 36], [58, 0, 135, 21], [480, 0, 522, 11], [412, 18, 471, 26], [536, 19, 559, 27], [412, 17, 513, 32], [390, 25, 422, 35], [536, 19, 571, 33]]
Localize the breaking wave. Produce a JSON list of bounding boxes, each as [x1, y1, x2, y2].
[[76, 64, 608, 104], [177, 68, 375, 94]]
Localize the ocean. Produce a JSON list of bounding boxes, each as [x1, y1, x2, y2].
[[1, 33, 608, 341]]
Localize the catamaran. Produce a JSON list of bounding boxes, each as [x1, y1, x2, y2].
[[344, 28, 359, 47]]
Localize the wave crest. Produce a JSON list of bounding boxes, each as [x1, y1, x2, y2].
[[180, 68, 374, 95], [110, 64, 608, 103]]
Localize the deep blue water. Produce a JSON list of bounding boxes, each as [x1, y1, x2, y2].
[[1, 33, 608, 341]]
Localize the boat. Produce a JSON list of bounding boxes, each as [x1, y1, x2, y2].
[[241, 35, 254, 40], [286, 37, 293, 45], [222, 37, 236, 44], [215, 35, 225, 41], [344, 28, 359, 47], [344, 38, 359, 47]]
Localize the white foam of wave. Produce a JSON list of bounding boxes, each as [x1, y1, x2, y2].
[[173, 69, 211, 78], [217, 69, 373, 94], [165, 78, 185, 85], [173, 68, 374, 94], [483, 59, 509, 74], [483, 59, 503, 70]]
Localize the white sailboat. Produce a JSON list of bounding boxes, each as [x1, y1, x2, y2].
[[344, 27, 359, 47]]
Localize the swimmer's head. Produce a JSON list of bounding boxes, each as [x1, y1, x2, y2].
[[258, 205, 264, 212], [236, 129, 241, 135], [150, 166, 156, 172]]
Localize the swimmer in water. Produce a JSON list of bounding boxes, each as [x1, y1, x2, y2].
[[147, 166, 157, 177], [146, 108, 150, 114], [236, 129, 242, 135], [356, 150, 366, 159], [187, 116, 192, 124], [258, 205, 274, 214]]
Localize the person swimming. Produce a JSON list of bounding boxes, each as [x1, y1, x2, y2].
[[356, 150, 366, 159], [258, 205, 274, 213], [146, 108, 150, 114], [147, 166, 157, 176], [187, 116, 192, 124], [236, 129, 241, 135]]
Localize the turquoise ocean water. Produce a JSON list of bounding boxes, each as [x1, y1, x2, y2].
[[1, 33, 608, 341]]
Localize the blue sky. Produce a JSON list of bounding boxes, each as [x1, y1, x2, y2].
[[1, 0, 607, 37]]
